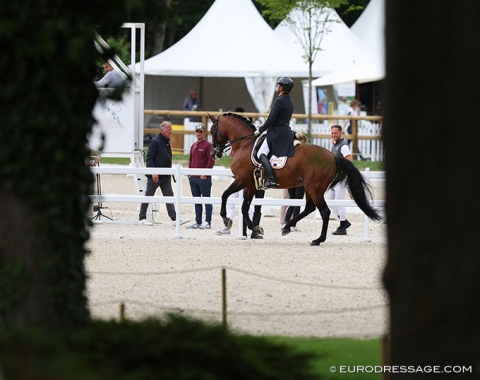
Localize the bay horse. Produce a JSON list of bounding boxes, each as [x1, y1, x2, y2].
[[208, 112, 381, 246]]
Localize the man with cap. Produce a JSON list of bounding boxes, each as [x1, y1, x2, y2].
[[186, 123, 215, 229]]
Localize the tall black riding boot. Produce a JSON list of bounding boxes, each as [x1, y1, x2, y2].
[[259, 154, 277, 189]]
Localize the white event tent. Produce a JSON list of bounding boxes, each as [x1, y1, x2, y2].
[[142, 0, 309, 114], [312, 63, 384, 86], [274, 8, 380, 79], [143, 0, 305, 77], [307, 0, 386, 88], [274, 7, 383, 111], [351, 0, 385, 69], [141, 0, 385, 119]]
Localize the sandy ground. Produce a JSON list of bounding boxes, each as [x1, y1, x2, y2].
[[86, 172, 388, 339]]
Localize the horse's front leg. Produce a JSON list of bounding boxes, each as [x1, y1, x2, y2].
[[221, 180, 244, 228], [220, 190, 233, 229]]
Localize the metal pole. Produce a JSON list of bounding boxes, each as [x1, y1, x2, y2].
[[222, 267, 227, 328], [120, 302, 125, 322]]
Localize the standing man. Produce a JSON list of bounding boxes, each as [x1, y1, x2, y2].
[[138, 121, 188, 226], [186, 124, 215, 229], [343, 99, 361, 136], [326, 124, 353, 235]]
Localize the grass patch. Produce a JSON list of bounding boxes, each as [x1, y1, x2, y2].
[[271, 336, 383, 380]]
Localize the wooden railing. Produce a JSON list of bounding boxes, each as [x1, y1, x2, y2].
[[144, 109, 384, 159]]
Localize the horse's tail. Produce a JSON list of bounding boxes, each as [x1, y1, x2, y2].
[[331, 155, 382, 221]]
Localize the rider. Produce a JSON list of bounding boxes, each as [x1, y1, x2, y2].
[[256, 77, 295, 188]]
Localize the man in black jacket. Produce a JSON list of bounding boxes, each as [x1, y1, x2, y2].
[[138, 121, 188, 226]]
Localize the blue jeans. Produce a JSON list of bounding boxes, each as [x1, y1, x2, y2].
[[189, 176, 212, 224]]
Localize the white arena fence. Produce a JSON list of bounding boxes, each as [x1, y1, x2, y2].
[[89, 165, 385, 241]]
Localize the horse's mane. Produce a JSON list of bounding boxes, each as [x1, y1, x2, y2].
[[223, 112, 256, 132]]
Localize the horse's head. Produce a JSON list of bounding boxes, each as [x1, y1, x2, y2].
[[208, 112, 257, 160], [208, 113, 228, 160]]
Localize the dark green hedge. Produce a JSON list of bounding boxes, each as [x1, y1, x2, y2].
[[0, 315, 319, 380]]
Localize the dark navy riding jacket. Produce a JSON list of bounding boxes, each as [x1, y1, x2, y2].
[[259, 94, 295, 157]]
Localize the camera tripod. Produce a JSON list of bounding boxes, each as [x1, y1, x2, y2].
[[92, 163, 113, 221]]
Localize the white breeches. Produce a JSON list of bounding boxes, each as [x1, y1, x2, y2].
[[257, 138, 270, 157], [326, 182, 347, 221]]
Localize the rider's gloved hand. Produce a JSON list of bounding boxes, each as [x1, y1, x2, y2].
[[254, 129, 261, 136]]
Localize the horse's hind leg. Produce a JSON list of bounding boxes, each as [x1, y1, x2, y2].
[[250, 189, 265, 239], [281, 198, 316, 236], [310, 200, 331, 246]]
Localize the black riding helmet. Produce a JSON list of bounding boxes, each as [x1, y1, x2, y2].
[[277, 77, 294, 93]]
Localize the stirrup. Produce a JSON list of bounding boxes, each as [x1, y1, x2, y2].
[[263, 180, 277, 189], [253, 167, 263, 190]]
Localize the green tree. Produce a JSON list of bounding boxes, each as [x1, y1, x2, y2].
[[0, 1, 139, 329], [256, 0, 348, 138]]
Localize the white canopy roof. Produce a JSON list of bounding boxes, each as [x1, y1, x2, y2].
[[274, 8, 380, 76], [312, 63, 384, 86], [351, 0, 385, 69], [142, 0, 307, 77]]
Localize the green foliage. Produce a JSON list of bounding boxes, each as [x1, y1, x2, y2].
[[353, 160, 383, 171], [256, 0, 347, 22], [0, 316, 318, 380], [0, 0, 142, 328], [271, 336, 382, 380], [336, 0, 370, 27], [105, 35, 131, 66]]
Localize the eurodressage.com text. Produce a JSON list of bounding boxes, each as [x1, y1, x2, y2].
[[330, 365, 472, 375]]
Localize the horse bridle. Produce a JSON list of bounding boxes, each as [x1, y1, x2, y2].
[[210, 115, 256, 159]]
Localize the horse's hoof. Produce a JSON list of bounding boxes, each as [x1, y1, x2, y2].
[[310, 239, 322, 246], [281, 227, 291, 236], [251, 225, 263, 239], [257, 226, 264, 235]]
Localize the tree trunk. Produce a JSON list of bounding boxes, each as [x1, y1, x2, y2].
[[0, 188, 60, 328], [383, 1, 480, 376], [307, 59, 313, 139], [149, 0, 172, 56]]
